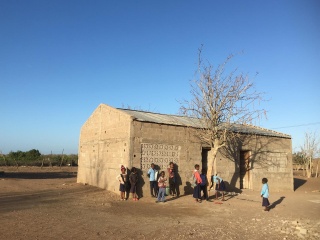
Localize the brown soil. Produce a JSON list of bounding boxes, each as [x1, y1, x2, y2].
[[0, 167, 319, 240]]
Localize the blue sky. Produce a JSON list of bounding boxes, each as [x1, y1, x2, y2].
[[1, 0, 319, 154]]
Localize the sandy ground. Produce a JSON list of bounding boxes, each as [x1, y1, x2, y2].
[[0, 167, 319, 240]]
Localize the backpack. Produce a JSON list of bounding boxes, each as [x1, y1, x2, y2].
[[200, 174, 207, 186]]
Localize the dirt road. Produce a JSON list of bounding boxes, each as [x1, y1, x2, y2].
[[0, 167, 319, 240]]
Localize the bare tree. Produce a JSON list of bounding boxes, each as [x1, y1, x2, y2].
[[300, 131, 319, 178], [59, 149, 65, 169], [180, 48, 266, 178]]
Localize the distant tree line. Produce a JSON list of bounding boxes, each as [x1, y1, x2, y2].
[[0, 149, 78, 167]]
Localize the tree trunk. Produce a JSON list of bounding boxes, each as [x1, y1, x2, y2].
[[306, 169, 311, 178], [207, 147, 218, 185], [306, 161, 311, 178]]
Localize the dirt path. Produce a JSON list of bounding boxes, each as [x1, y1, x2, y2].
[[0, 167, 319, 240]]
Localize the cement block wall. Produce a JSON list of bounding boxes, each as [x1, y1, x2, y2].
[[77, 104, 132, 192], [78, 104, 293, 197], [132, 121, 205, 196], [216, 134, 293, 192], [132, 122, 293, 195]]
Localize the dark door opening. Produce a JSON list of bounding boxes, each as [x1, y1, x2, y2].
[[201, 148, 210, 174], [240, 150, 251, 189]]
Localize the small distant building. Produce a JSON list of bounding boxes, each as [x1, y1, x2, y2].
[[77, 104, 293, 195]]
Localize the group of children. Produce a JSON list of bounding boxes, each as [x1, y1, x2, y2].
[[148, 162, 176, 203], [193, 164, 270, 210], [116, 165, 138, 201], [116, 162, 176, 203], [117, 163, 270, 211], [192, 164, 226, 203]]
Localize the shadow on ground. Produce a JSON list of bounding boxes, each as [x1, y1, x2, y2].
[[294, 177, 307, 191], [0, 171, 77, 179], [269, 196, 285, 210]]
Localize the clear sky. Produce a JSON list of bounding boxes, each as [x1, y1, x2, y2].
[[1, 0, 319, 155]]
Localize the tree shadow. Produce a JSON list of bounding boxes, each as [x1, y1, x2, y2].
[[269, 196, 285, 210], [220, 132, 292, 192], [223, 180, 242, 194]]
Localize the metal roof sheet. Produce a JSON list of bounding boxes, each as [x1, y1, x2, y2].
[[118, 108, 291, 139]]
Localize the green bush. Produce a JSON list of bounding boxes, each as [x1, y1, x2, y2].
[[0, 149, 78, 167]]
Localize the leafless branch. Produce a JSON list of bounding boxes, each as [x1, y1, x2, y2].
[[179, 49, 266, 175]]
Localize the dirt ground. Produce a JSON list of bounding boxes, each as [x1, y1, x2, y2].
[[0, 167, 319, 240]]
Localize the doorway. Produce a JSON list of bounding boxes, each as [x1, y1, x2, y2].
[[201, 148, 210, 174], [240, 151, 251, 189]]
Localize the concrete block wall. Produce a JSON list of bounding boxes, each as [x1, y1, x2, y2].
[[77, 104, 132, 192], [132, 121, 203, 196], [78, 104, 293, 196], [215, 134, 293, 192]]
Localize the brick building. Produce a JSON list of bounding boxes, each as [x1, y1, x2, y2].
[[77, 104, 293, 195]]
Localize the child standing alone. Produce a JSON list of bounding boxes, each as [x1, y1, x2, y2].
[[156, 171, 167, 203], [116, 165, 128, 201], [261, 178, 270, 211]]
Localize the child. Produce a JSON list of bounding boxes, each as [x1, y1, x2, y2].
[[129, 167, 139, 201], [199, 169, 208, 201], [116, 165, 128, 201], [156, 171, 167, 203], [261, 178, 270, 211], [167, 162, 176, 196], [209, 173, 226, 201], [147, 163, 158, 197], [193, 164, 202, 203]]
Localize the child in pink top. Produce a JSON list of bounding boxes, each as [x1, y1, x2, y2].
[[156, 171, 167, 203], [193, 164, 202, 203]]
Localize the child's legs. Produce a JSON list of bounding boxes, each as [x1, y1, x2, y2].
[[262, 197, 270, 208], [157, 188, 165, 201], [160, 188, 166, 201], [203, 186, 208, 199], [119, 184, 125, 199], [200, 185, 204, 198], [149, 181, 153, 195], [169, 179, 175, 195], [152, 181, 158, 196], [155, 184, 159, 196], [130, 184, 136, 198]]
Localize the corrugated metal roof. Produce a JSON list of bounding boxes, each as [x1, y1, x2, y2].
[[117, 108, 291, 139]]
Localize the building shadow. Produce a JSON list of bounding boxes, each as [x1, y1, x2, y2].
[[294, 178, 307, 191]]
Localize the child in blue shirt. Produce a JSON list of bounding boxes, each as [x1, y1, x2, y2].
[[261, 178, 270, 211], [209, 173, 226, 201], [147, 163, 158, 197]]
